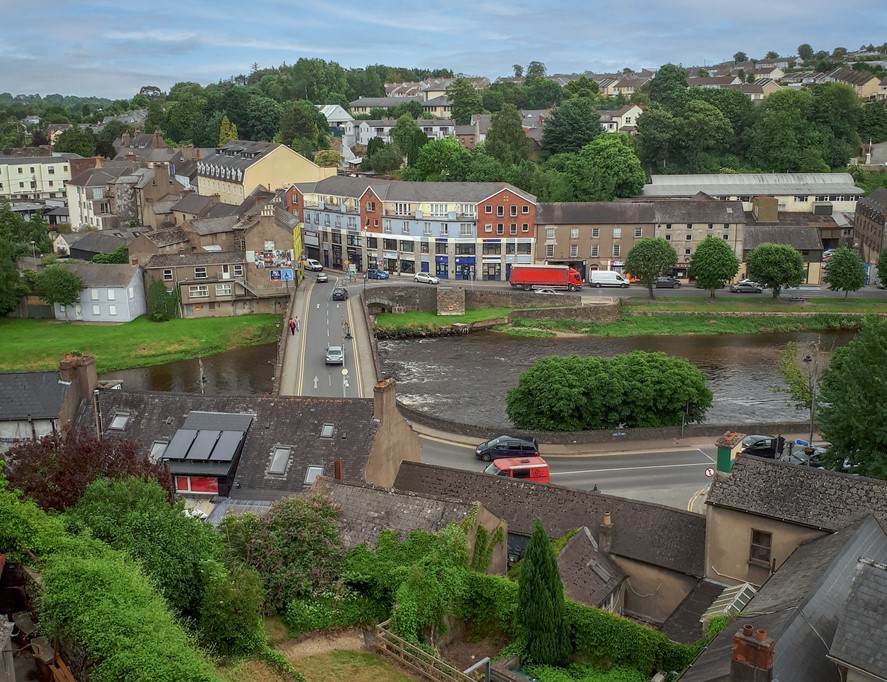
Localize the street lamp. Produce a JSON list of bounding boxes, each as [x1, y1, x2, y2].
[[30, 240, 36, 258], [341, 368, 349, 398], [803, 354, 817, 446]]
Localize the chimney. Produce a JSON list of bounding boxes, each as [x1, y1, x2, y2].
[[730, 625, 775, 682], [598, 511, 613, 554], [373, 377, 396, 422]]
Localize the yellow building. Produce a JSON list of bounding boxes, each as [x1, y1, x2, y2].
[[197, 140, 335, 205]]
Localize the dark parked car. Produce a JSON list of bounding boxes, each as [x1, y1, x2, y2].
[[365, 269, 389, 280], [741, 435, 785, 459], [730, 282, 764, 294], [475, 435, 540, 462], [654, 276, 681, 289], [782, 446, 826, 468], [332, 287, 348, 301]]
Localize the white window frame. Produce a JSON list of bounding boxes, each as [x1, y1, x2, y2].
[[194, 267, 207, 279], [189, 285, 209, 298], [216, 283, 232, 296]]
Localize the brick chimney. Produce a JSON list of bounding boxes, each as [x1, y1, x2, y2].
[[730, 624, 775, 682], [598, 511, 613, 554], [58, 355, 98, 428], [373, 377, 396, 421]]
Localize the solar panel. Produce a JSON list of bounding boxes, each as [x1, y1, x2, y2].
[[188, 430, 222, 460], [210, 431, 244, 462], [164, 429, 198, 459]]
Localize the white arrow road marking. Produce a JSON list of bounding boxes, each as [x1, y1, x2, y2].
[[313, 376, 319, 389]]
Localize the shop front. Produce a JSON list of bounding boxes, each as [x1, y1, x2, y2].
[[304, 230, 320, 261], [455, 256, 476, 281], [435, 255, 449, 279]]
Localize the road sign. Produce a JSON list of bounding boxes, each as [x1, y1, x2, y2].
[[794, 438, 810, 447], [705, 467, 715, 478]]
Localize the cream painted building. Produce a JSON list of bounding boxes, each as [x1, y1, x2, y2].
[[197, 140, 335, 206], [0, 154, 78, 202]]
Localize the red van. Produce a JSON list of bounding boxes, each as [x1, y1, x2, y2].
[[483, 456, 550, 484]]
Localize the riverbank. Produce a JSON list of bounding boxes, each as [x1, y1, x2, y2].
[[0, 315, 280, 373]]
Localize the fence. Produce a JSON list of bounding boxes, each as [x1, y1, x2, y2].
[[374, 619, 476, 682]]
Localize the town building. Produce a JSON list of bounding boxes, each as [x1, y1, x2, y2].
[[853, 188, 887, 265], [196, 140, 335, 206], [598, 105, 644, 133], [52, 263, 146, 322], [0, 153, 80, 202], [289, 176, 537, 281]]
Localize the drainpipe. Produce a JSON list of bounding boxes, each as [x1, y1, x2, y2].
[[93, 390, 103, 441]]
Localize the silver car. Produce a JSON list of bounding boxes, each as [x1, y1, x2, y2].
[[414, 272, 440, 284], [325, 345, 345, 365]]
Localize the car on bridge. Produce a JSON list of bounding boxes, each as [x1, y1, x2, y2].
[[316, 272, 328, 283], [325, 345, 345, 365], [332, 287, 348, 301]]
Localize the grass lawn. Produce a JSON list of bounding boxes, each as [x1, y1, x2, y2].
[[624, 296, 887, 314], [375, 308, 512, 330], [295, 650, 418, 682], [0, 315, 280, 373]]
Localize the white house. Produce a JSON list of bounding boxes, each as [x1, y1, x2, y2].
[[599, 105, 644, 133], [343, 119, 455, 148], [53, 263, 147, 322], [316, 104, 354, 131]]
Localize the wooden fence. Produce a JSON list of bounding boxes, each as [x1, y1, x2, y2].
[[374, 619, 477, 682]]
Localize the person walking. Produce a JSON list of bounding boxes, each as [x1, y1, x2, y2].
[[288, 317, 296, 336], [294, 316, 301, 332]]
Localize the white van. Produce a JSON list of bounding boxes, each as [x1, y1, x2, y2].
[[589, 271, 630, 288]]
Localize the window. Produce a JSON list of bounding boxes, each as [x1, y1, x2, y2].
[[48, 166, 55, 175], [635, 227, 642, 237], [194, 267, 207, 279], [510, 205, 517, 216], [128, 286, 134, 299], [510, 223, 517, 235], [233, 264, 243, 276], [570, 228, 579, 239], [592, 227, 600, 238], [612, 244, 620, 257], [723, 234, 730, 240], [484, 223, 492, 233], [108, 304, 117, 316], [482, 242, 501, 255], [384, 219, 392, 233], [685, 248, 691, 256], [320, 423, 335, 438], [305, 466, 324, 485], [686, 223, 692, 229], [91, 289, 99, 301], [107, 289, 116, 301], [268, 446, 291, 475], [485, 205, 493, 214], [685, 234, 692, 241], [430, 203, 447, 217], [545, 244, 554, 258], [666, 223, 672, 230], [149, 440, 168, 462], [460, 224, 472, 236], [424, 223, 433, 235], [440, 223, 448, 235], [591, 244, 599, 257], [613, 228, 621, 238], [216, 284, 232, 296], [162, 269, 173, 281], [522, 205, 530, 214], [750, 529, 772, 565], [109, 413, 130, 430], [497, 206, 504, 216], [794, 196, 808, 202], [48, 181, 53, 187], [366, 201, 376, 211], [401, 222, 410, 234], [708, 223, 714, 229], [92, 304, 101, 316], [395, 202, 410, 215], [455, 243, 475, 255], [546, 227, 556, 239], [522, 223, 529, 232], [570, 244, 578, 257], [189, 285, 209, 298], [665, 234, 672, 241], [496, 224, 504, 235]]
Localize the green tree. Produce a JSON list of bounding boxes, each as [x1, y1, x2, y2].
[[486, 104, 531, 166], [524, 78, 562, 109], [291, 58, 350, 104], [279, 99, 329, 152], [447, 77, 484, 125], [369, 145, 403, 174], [748, 89, 829, 171], [403, 137, 469, 181], [636, 105, 677, 171], [557, 133, 645, 201], [860, 101, 887, 143], [218, 115, 238, 145], [824, 247, 866, 298], [94, 120, 130, 158], [765, 50, 780, 59], [777, 341, 822, 446], [648, 63, 688, 112], [518, 519, 570, 666], [689, 236, 740, 298], [879, 248, 887, 288], [146, 278, 178, 321], [624, 238, 679, 298], [810, 82, 862, 166], [818, 318, 887, 478], [733, 51, 748, 63], [562, 75, 599, 99], [91, 244, 128, 264], [798, 43, 815, 62], [314, 149, 341, 167], [0, 244, 23, 314], [674, 99, 734, 172], [541, 97, 600, 157], [35, 265, 83, 314], [746, 243, 805, 298], [391, 114, 428, 166], [55, 126, 96, 156], [513, 64, 524, 78], [525, 61, 547, 80], [246, 96, 282, 142], [687, 87, 755, 151]]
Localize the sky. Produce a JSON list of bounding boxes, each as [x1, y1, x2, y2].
[[2, 0, 886, 100]]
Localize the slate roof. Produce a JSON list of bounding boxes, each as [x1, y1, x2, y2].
[[146, 251, 245, 268], [172, 193, 216, 216], [75, 390, 379, 500], [393, 462, 706, 576], [743, 225, 824, 251], [350, 96, 422, 108], [312, 477, 481, 549], [68, 232, 130, 255], [67, 164, 137, 188], [197, 140, 281, 177], [0, 153, 80, 167], [645, 197, 745, 223], [61, 263, 139, 288], [191, 215, 240, 235], [660, 579, 727, 644], [141, 226, 190, 247], [643, 173, 863, 198], [828, 557, 887, 678], [295, 176, 536, 204], [679, 515, 887, 682], [859, 187, 887, 217], [0, 370, 69, 420], [708, 455, 887, 531], [537, 202, 655, 224], [557, 527, 626, 608], [827, 67, 881, 87]]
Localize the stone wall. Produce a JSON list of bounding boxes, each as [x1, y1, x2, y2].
[[365, 284, 587, 314], [436, 287, 465, 316], [511, 304, 618, 323]]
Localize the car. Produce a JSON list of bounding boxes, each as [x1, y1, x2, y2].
[[730, 282, 764, 294], [475, 435, 540, 462], [332, 287, 348, 301], [316, 272, 328, 283], [304, 258, 324, 272], [741, 435, 785, 459], [365, 269, 389, 280], [742, 434, 774, 449], [782, 445, 826, 468], [325, 345, 345, 365], [654, 276, 681, 289], [737, 279, 767, 289], [414, 272, 440, 285], [534, 288, 562, 295]]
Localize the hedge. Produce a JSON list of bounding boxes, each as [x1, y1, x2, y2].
[[285, 591, 389, 636]]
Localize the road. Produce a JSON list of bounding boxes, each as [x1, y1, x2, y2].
[[293, 276, 366, 399], [419, 434, 718, 511]]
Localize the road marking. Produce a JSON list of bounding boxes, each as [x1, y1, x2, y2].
[[550, 462, 709, 476], [295, 282, 312, 395], [544, 445, 709, 458], [418, 434, 476, 450], [687, 485, 710, 512], [692, 446, 716, 462], [313, 376, 318, 389], [346, 299, 363, 398]]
